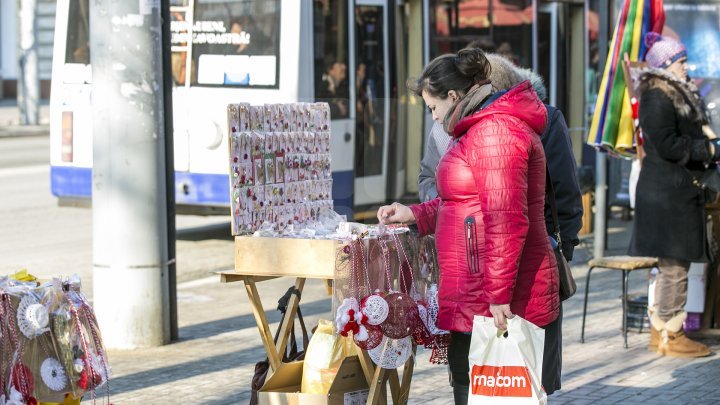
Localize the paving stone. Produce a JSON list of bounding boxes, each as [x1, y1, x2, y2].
[[84, 219, 720, 404]]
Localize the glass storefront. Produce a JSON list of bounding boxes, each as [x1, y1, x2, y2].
[[664, 1, 720, 133], [428, 0, 534, 69]]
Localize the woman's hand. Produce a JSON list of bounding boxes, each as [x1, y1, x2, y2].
[[703, 125, 718, 140], [489, 304, 514, 330], [376, 202, 415, 225]]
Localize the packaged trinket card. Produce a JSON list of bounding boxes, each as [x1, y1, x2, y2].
[[227, 102, 333, 235]]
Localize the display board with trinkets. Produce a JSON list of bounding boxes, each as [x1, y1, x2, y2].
[[227, 102, 333, 235]]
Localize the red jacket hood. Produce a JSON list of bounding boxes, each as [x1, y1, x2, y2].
[[452, 81, 548, 138]]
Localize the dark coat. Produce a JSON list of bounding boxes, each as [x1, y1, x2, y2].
[[629, 69, 714, 262], [543, 106, 583, 261]]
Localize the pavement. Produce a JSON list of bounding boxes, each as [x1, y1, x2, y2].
[[95, 215, 720, 404], [6, 98, 716, 404], [0, 99, 50, 137]]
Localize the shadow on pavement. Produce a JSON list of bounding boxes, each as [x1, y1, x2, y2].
[[176, 297, 332, 341], [106, 298, 333, 396], [109, 346, 263, 396], [177, 222, 233, 241], [555, 357, 720, 403]]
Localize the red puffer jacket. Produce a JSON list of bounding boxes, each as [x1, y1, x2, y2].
[[410, 82, 559, 332]]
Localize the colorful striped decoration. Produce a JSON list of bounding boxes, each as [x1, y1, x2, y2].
[[587, 0, 665, 155]]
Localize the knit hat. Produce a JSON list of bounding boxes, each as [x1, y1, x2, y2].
[[644, 32, 687, 69]]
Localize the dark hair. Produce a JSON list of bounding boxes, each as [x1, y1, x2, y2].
[[408, 48, 492, 99], [324, 57, 345, 73], [466, 38, 497, 53]]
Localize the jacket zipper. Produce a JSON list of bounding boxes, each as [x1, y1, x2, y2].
[[465, 216, 480, 274]]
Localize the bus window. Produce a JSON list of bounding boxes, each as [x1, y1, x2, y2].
[[184, 0, 281, 87], [66, 0, 90, 65], [313, 0, 350, 119], [171, 3, 191, 86]]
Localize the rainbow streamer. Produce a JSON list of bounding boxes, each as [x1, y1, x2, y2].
[[588, 0, 665, 155]]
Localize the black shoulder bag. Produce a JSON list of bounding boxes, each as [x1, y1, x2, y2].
[[249, 286, 310, 405], [546, 166, 577, 301]]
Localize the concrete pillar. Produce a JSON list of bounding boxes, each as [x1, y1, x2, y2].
[[90, 0, 171, 348], [17, 0, 39, 124]]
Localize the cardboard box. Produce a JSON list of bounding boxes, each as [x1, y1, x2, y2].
[[258, 356, 369, 405], [685, 263, 706, 313]]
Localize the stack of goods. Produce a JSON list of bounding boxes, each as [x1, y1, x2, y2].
[[0, 273, 111, 405], [227, 103, 334, 235], [334, 229, 450, 368]]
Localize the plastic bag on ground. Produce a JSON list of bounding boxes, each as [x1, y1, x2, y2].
[[300, 319, 356, 394]]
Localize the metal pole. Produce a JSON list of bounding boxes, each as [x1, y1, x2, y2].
[[593, 0, 611, 259], [531, 0, 538, 72], [160, 0, 178, 341], [549, 3, 558, 107], [17, 0, 39, 125], [594, 152, 607, 258], [90, 0, 171, 348]]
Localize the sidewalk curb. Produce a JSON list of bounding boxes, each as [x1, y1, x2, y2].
[[0, 125, 49, 138]]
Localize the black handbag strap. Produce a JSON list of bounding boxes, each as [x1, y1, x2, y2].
[[545, 165, 564, 255], [271, 286, 310, 360], [277, 286, 310, 349]]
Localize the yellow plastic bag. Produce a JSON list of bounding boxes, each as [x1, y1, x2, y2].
[[300, 319, 356, 394], [9, 269, 37, 282], [40, 396, 81, 405]]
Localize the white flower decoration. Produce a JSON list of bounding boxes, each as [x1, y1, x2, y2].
[[41, 357, 68, 391], [361, 294, 389, 326], [17, 295, 49, 339], [368, 336, 413, 369]]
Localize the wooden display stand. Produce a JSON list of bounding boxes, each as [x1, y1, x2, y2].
[[219, 236, 417, 405]]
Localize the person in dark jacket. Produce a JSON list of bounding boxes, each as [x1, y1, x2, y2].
[[418, 54, 583, 261], [629, 32, 719, 358], [378, 49, 559, 404]]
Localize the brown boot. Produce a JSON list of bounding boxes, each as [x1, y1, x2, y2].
[[649, 326, 660, 352], [648, 309, 660, 352], [657, 312, 711, 358]]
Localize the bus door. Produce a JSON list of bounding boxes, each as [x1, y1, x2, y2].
[[353, 0, 390, 207], [313, 0, 355, 218]]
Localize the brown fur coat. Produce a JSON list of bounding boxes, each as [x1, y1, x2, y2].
[[636, 68, 708, 125]]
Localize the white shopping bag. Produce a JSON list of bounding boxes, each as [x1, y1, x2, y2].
[[467, 316, 547, 405]]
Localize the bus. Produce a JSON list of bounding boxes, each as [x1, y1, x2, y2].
[[50, 0, 587, 219]]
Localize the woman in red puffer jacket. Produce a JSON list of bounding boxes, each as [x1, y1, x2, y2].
[[377, 49, 560, 403]]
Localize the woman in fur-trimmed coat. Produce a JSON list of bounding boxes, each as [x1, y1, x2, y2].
[[629, 33, 718, 358]]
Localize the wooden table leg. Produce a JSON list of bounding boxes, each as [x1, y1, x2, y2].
[[397, 346, 417, 404], [358, 350, 387, 405], [358, 349, 376, 386], [243, 276, 281, 370], [276, 277, 306, 358], [367, 363, 389, 405], [388, 369, 401, 403], [358, 344, 418, 404]]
